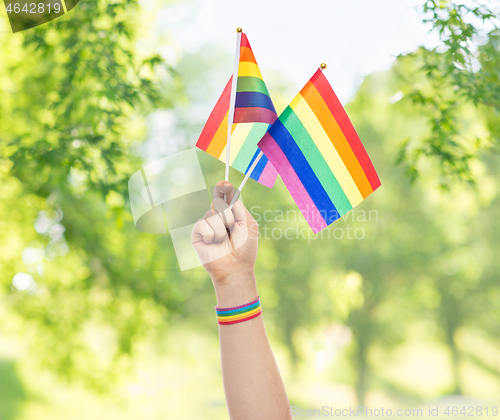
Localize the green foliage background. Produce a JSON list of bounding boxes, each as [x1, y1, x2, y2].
[[1, 0, 500, 418]]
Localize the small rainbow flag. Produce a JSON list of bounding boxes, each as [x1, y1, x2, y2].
[[196, 33, 278, 188], [258, 68, 381, 233], [233, 34, 277, 125]]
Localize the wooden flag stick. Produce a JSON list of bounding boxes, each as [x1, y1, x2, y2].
[[230, 150, 263, 207], [225, 28, 243, 181]]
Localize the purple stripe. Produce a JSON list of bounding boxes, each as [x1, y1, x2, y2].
[[258, 160, 278, 188], [269, 117, 339, 224], [258, 133, 328, 234], [215, 296, 260, 312]]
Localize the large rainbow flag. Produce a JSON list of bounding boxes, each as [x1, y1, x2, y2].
[[196, 33, 278, 188], [258, 68, 381, 233]]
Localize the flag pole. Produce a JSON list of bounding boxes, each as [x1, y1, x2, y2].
[[229, 151, 263, 207], [225, 28, 243, 181], [230, 63, 328, 207]]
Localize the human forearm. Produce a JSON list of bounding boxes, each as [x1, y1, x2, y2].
[[215, 273, 292, 420], [193, 181, 291, 419]]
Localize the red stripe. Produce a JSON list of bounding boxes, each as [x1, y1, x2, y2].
[[196, 77, 232, 151], [218, 310, 262, 325], [240, 33, 251, 49], [310, 70, 381, 191], [234, 107, 277, 125], [216, 296, 260, 311]]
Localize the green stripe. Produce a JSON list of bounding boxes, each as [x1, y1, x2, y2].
[[217, 305, 261, 317], [236, 76, 270, 96], [232, 123, 269, 173], [279, 108, 353, 215]]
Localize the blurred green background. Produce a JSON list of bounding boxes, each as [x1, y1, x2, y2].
[[1, 0, 500, 419]]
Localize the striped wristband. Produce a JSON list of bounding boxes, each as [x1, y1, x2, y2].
[[216, 296, 262, 325]]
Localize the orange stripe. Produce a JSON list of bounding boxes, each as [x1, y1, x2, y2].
[[206, 111, 229, 158], [217, 307, 262, 322], [300, 82, 373, 198], [239, 46, 257, 64]]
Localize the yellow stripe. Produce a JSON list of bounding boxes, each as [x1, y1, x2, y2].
[[218, 309, 261, 322], [290, 94, 364, 207], [218, 307, 261, 322], [218, 123, 251, 164], [228, 123, 254, 164], [301, 82, 373, 198], [219, 145, 227, 163], [238, 62, 263, 79]]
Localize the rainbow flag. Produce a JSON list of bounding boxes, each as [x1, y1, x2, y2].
[[196, 33, 278, 188], [258, 68, 381, 233]]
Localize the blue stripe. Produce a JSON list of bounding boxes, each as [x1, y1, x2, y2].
[[235, 91, 276, 112], [246, 149, 268, 181], [245, 149, 260, 173], [268, 118, 339, 225], [217, 301, 261, 315], [250, 153, 268, 181]]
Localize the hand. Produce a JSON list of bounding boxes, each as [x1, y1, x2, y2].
[[192, 181, 259, 287], [194, 185, 291, 420]]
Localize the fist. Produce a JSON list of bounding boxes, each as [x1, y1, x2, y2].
[[192, 181, 259, 285]]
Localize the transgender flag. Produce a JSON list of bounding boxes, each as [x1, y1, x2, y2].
[[196, 32, 278, 188], [258, 68, 381, 233]]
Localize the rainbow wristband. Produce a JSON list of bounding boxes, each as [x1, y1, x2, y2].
[[216, 296, 262, 325]]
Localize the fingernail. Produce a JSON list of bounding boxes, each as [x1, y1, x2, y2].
[[217, 184, 232, 192]]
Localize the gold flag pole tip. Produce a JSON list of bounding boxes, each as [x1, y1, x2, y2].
[[320, 63, 327, 70], [237, 28, 243, 33]]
